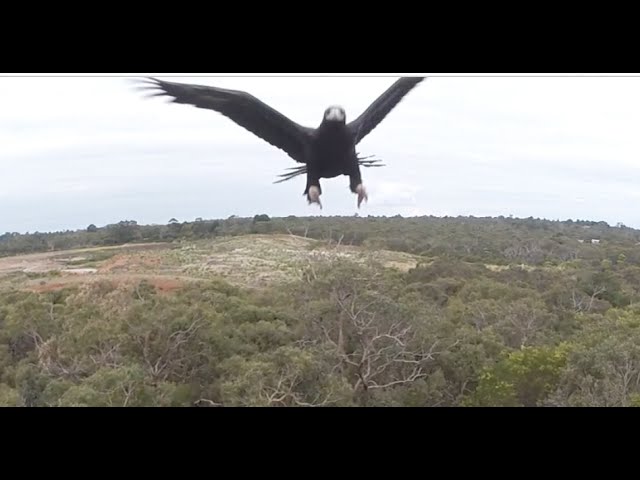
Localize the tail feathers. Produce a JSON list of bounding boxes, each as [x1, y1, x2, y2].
[[273, 154, 385, 184]]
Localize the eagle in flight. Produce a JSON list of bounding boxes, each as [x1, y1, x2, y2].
[[136, 76, 425, 209]]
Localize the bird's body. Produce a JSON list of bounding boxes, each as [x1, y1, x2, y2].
[[306, 115, 359, 200], [136, 76, 425, 208], [313, 118, 355, 179]]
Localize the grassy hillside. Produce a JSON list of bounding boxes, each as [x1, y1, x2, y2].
[[1, 215, 640, 407]]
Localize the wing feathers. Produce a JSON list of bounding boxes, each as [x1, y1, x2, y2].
[[137, 77, 312, 163], [348, 77, 425, 144]]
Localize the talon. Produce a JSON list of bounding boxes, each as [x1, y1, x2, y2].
[[356, 184, 368, 208], [308, 186, 322, 209]]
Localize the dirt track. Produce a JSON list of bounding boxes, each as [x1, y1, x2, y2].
[[0, 243, 184, 294], [0, 243, 170, 275]]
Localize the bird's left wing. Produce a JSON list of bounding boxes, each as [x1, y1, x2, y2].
[[347, 77, 425, 145], [136, 77, 314, 163]]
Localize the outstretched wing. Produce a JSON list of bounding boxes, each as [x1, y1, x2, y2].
[[347, 77, 425, 145], [136, 77, 313, 163]]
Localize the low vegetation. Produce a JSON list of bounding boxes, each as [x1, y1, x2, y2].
[[1, 214, 639, 406]]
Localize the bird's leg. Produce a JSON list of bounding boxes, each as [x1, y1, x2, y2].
[[304, 165, 324, 209], [349, 169, 368, 209], [305, 177, 323, 209], [356, 184, 368, 208], [308, 185, 322, 209]]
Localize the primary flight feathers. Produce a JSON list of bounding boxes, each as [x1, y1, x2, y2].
[[137, 77, 314, 163]]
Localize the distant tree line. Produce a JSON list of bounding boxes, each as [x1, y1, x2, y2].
[[2, 215, 639, 269]]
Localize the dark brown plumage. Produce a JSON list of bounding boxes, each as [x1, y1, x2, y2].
[[136, 76, 425, 208]]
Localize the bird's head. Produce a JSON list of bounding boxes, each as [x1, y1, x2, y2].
[[323, 105, 346, 123]]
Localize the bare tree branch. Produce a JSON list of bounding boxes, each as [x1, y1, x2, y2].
[[316, 285, 444, 393]]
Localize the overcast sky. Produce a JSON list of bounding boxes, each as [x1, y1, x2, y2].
[[1, 75, 640, 233]]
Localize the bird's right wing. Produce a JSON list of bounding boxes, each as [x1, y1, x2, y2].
[[136, 77, 313, 163]]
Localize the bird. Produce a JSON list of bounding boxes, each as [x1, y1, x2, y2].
[[135, 76, 425, 209]]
